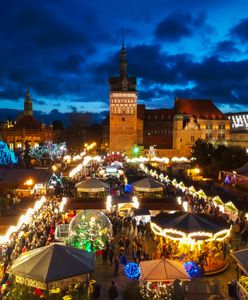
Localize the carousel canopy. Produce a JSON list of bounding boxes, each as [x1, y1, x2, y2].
[[9, 244, 95, 283], [140, 259, 189, 282], [232, 249, 248, 275], [152, 211, 229, 234], [133, 177, 164, 192], [75, 178, 108, 192]]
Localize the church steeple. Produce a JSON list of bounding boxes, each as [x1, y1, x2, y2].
[[24, 89, 33, 116], [120, 29, 128, 87]]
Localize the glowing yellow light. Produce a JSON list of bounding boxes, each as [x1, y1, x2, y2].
[[194, 168, 200, 174], [52, 165, 57, 172], [106, 195, 112, 211], [133, 196, 139, 209], [25, 179, 34, 186]]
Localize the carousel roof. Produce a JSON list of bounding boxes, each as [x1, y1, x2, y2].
[[75, 178, 108, 192], [152, 211, 229, 234], [9, 244, 95, 283], [140, 259, 189, 282], [133, 177, 164, 192]]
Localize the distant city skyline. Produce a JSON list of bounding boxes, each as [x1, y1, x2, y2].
[[0, 0, 248, 114]]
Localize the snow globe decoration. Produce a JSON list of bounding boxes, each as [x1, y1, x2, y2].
[[68, 210, 112, 252]]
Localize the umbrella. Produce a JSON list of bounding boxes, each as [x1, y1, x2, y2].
[[140, 259, 190, 282], [75, 178, 108, 192], [9, 244, 95, 289], [133, 177, 164, 192]]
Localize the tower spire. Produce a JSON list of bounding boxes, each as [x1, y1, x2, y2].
[[120, 28, 128, 84], [122, 28, 125, 50], [24, 89, 33, 116]]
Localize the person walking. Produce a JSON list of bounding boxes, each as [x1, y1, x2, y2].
[[108, 280, 118, 300], [113, 256, 120, 277]]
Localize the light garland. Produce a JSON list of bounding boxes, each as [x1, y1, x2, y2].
[[124, 262, 140, 279], [151, 222, 231, 246]]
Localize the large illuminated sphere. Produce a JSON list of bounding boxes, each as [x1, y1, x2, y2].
[[68, 210, 112, 252]]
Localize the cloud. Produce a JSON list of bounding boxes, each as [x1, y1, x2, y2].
[[154, 10, 208, 42], [214, 40, 240, 55], [54, 55, 84, 74], [230, 18, 248, 43]]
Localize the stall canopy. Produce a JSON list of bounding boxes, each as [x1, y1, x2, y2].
[[232, 249, 248, 275], [212, 196, 224, 206], [133, 177, 164, 192], [152, 212, 229, 234], [9, 244, 95, 284], [140, 259, 189, 282], [75, 178, 108, 192], [132, 208, 151, 216], [235, 162, 248, 177]]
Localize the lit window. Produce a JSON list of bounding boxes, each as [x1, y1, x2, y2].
[[191, 136, 195, 142], [17, 142, 22, 148], [9, 143, 14, 150]]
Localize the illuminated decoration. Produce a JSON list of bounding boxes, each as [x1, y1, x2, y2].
[[0, 196, 48, 244], [69, 163, 83, 178], [150, 214, 231, 246], [106, 195, 112, 211], [0, 141, 18, 165], [177, 197, 182, 205], [68, 210, 112, 252], [133, 196, 139, 209], [196, 189, 207, 199], [183, 262, 201, 278], [212, 196, 224, 207], [73, 155, 82, 161], [30, 142, 67, 163], [24, 178, 34, 186], [194, 168, 200, 174], [139, 280, 176, 300], [171, 179, 177, 186], [182, 201, 188, 212], [124, 262, 140, 279], [59, 197, 67, 212]]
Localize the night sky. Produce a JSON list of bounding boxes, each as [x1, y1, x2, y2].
[[0, 0, 248, 115]]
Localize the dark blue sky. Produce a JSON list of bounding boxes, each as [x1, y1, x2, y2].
[[0, 0, 248, 114]]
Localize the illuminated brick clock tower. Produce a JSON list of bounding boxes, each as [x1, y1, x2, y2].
[[109, 38, 138, 155]]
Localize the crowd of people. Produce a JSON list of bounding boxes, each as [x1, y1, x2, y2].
[[0, 197, 64, 299]]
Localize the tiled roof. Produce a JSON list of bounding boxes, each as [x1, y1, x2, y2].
[[15, 115, 41, 129], [174, 98, 225, 120]]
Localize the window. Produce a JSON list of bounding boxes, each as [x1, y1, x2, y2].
[[191, 136, 195, 142], [17, 142, 22, 148], [9, 143, 14, 150], [218, 124, 225, 130], [154, 115, 157, 120], [218, 133, 225, 140], [122, 117, 125, 121], [206, 124, 213, 129], [34, 143, 39, 148], [206, 133, 212, 140]]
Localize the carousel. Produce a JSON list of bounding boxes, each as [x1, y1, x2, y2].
[[151, 211, 231, 275]]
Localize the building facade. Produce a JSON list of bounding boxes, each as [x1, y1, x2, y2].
[[0, 91, 54, 149], [109, 43, 139, 155], [109, 47, 232, 157]]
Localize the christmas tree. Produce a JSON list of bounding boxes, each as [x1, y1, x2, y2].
[[71, 215, 107, 252]]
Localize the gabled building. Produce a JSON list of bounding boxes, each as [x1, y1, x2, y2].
[[0, 91, 54, 149]]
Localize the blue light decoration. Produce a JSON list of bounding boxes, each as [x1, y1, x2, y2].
[[124, 184, 132, 193], [183, 261, 201, 279], [0, 141, 18, 165], [124, 262, 140, 279]]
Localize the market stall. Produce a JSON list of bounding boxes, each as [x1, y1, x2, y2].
[[151, 211, 231, 274], [139, 259, 189, 300], [75, 178, 108, 198], [132, 208, 151, 224], [9, 244, 95, 291], [133, 177, 164, 199]]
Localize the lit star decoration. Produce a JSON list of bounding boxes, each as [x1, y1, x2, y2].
[[124, 262, 140, 279]]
